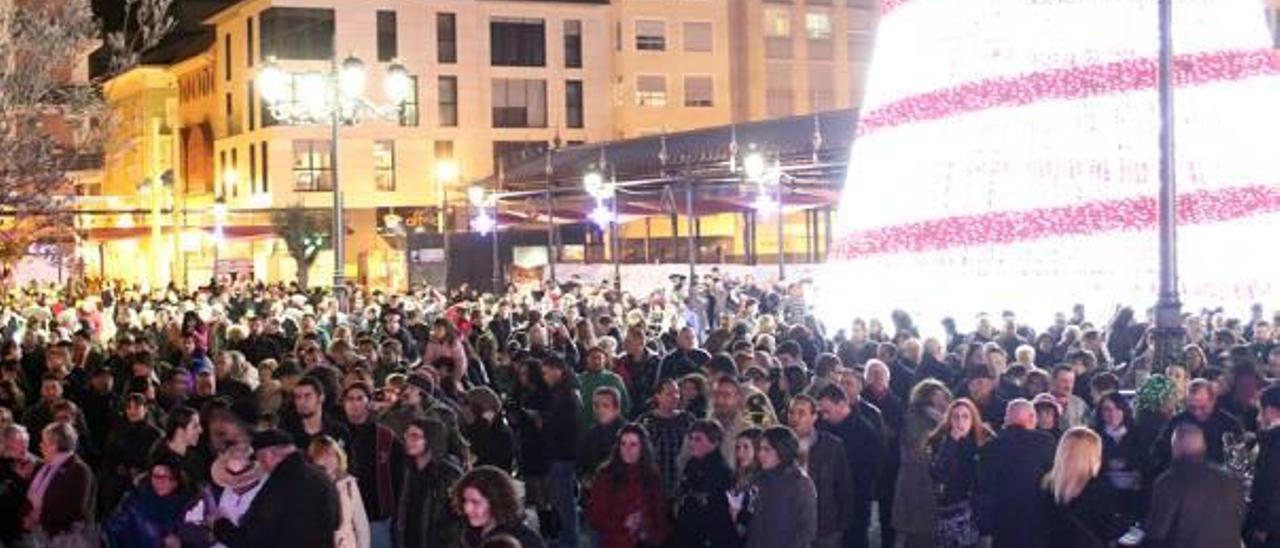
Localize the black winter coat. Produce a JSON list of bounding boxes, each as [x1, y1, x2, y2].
[[394, 457, 462, 548], [214, 452, 341, 548], [820, 405, 885, 502], [463, 416, 518, 473], [978, 427, 1055, 548], [672, 452, 737, 548], [1044, 476, 1129, 548], [805, 430, 854, 539], [1250, 428, 1280, 545]]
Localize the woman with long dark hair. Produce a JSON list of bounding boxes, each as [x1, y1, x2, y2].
[[745, 426, 816, 548], [893, 379, 951, 548], [927, 398, 993, 548], [587, 423, 670, 548], [1089, 391, 1141, 519], [149, 406, 207, 487], [104, 458, 194, 548]]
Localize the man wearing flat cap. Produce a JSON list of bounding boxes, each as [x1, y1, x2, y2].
[[212, 429, 340, 548]]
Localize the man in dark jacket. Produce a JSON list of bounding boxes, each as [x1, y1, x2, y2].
[[281, 376, 350, 451], [659, 327, 710, 382], [1249, 385, 1280, 547], [1149, 378, 1243, 474], [816, 384, 884, 548], [342, 382, 404, 548], [672, 420, 736, 548], [978, 399, 1056, 548], [1146, 422, 1245, 548], [539, 354, 582, 548], [862, 360, 903, 548], [379, 312, 420, 364], [790, 395, 852, 548], [214, 429, 341, 548]]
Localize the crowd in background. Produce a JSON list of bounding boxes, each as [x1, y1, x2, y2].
[[0, 272, 1278, 548]]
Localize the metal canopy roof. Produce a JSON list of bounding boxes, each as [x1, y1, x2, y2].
[[480, 110, 856, 226]]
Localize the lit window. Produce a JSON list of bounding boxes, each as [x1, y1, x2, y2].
[[635, 75, 667, 107], [764, 8, 791, 38], [806, 12, 832, 40], [374, 140, 395, 191]]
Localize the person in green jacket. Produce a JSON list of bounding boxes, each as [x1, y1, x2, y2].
[[578, 346, 630, 429]]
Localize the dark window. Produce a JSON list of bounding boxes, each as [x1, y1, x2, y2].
[[261, 141, 269, 193], [437, 13, 457, 64], [225, 92, 233, 122], [564, 20, 582, 68], [249, 145, 257, 193], [491, 79, 547, 128], [438, 76, 458, 127], [224, 34, 232, 81], [260, 7, 335, 61], [247, 81, 255, 130], [635, 20, 666, 51], [565, 80, 583, 128], [230, 148, 239, 197], [491, 17, 545, 67], [246, 18, 254, 67], [377, 10, 397, 62], [492, 141, 548, 174], [219, 150, 227, 197], [400, 76, 419, 126]]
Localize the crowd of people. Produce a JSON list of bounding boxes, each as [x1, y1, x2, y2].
[[0, 272, 1278, 548]]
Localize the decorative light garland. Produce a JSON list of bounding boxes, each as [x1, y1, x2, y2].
[[820, 0, 1280, 330]]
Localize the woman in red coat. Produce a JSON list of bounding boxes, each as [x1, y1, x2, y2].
[[587, 423, 670, 548]]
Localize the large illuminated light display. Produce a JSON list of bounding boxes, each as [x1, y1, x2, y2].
[[819, 0, 1280, 330]]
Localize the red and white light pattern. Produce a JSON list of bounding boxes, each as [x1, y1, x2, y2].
[[820, 0, 1280, 330]]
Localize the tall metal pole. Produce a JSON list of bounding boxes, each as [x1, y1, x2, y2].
[[777, 174, 786, 280], [330, 58, 347, 312], [611, 170, 621, 291], [685, 177, 695, 299], [545, 151, 556, 285], [492, 203, 502, 291], [1152, 0, 1182, 372]]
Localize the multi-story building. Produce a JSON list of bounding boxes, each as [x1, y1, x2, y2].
[[610, 0, 877, 137], [204, 0, 614, 288], [91, 0, 882, 289]]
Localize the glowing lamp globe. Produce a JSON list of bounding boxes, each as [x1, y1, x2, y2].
[[820, 0, 1280, 331]]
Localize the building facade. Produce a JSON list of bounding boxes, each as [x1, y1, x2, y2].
[[93, 0, 881, 290]]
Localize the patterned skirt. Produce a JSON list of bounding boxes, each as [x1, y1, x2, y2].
[[934, 499, 979, 548]]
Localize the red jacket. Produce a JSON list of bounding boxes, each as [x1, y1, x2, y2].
[[587, 464, 670, 548]]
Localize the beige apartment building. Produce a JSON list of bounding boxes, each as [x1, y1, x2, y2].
[[93, 0, 880, 289]]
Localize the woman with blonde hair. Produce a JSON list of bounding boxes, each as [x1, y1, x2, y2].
[[1043, 427, 1130, 548], [309, 435, 371, 548]]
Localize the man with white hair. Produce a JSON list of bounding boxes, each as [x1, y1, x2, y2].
[[213, 429, 340, 548], [1146, 423, 1244, 548], [977, 399, 1056, 548], [0, 424, 38, 544]]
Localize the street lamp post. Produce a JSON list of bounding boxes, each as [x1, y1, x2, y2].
[[1152, 0, 1183, 371], [258, 55, 412, 311], [468, 186, 501, 291], [584, 166, 620, 290], [745, 150, 787, 280]]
